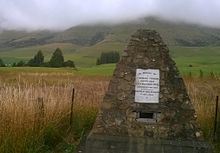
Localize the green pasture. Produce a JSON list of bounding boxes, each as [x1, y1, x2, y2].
[[0, 65, 114, 77], [0, 41, 125, 67], [0, 67, 76, 74], [0, 42, 220, 75], [171, 46, 220, 76], [0, 62, 220, 77]]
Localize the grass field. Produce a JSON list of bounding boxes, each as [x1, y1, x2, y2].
[[1, 20, 220, 152], [1, 60, 220, 78], [0, 67, 220, 153], [0, 69, 109, 153], [1, 40, 220, 71], [1, 28, 220, 75], [0, 66, 115, 77], [171, 46, 220, 76]]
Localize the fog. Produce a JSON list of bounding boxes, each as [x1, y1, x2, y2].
[[0, 0, 220, 31]]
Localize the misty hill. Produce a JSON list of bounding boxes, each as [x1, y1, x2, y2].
[[1, 17, 220, 68], [1, 18, 220, 49]]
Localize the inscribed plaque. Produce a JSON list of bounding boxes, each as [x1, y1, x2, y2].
[[135, 69, 160, 103]]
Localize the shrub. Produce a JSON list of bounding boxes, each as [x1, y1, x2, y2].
[[0, 58, 5, 67], [63, 60, 75, 68], [16, 60, 26, 67], [27, 50, 44, 67]]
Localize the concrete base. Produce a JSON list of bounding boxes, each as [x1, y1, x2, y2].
[[85, 133, 212, 153]]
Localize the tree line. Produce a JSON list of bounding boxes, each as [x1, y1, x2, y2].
[[96, 51, 120, 65], [0, 50, 120, 67], [0, 48, 75, 68]]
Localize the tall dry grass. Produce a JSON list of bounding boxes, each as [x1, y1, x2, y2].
[[0, 72, 219, 152], [184, 75, 220, 152], [0, 73, 109, 153]]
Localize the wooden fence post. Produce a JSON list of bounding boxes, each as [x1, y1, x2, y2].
[[70, 88, 75, 126], [213, 96, 219, 142]]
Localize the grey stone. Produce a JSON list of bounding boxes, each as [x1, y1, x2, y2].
[[122, 52, 128, 57], [86, 134, 212, 153], [85, 29, 212, 153]]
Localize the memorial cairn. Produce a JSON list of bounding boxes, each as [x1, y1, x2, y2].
[[86, 29, 212, 153]]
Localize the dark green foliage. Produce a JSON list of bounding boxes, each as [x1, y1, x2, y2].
[[0, 58, 5, 67], [12, 62, 19, 67], [43, 126, 63, 149], [199, 69, 203, 78], [16, 61, 25, 67], [27, 50, 44, 67], [54, 142, 75, 153], [12, 62, 17, 67], [96, 58, 101, 65], [96, 51, 120, 65], [27, 59, 35, 66], [49, 48, 64, 67], [24, 48, 76, 68], [63, 60, 75, 68], [41, 62, 50, 67], [34, 50, 44, 66]]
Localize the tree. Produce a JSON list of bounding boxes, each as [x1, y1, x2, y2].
[[34, 50, 44, 66], [0, 58, 5, 67], [63, 60, 75, 67], [100, 52, 107, 64], [96, 51, 120, 65], [16, 61, 25, 67], [12, 62, 17, 67], [49, 48, 64, 67], [96, 58, 101, 65], [27, 50, 44, 67]]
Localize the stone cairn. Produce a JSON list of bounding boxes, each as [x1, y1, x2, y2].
[[86, 29, 212, 153]]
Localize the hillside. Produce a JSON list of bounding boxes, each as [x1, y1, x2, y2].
[[1, 17, 220, 49], [0, 17, 220, 68]]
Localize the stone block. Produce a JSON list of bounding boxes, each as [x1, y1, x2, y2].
[[85, 29, 212, 153]]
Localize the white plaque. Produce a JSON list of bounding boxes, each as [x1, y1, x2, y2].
[[135, 69, 160, 103]]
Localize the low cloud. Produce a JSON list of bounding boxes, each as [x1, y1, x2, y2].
[[0, 0, 220, 31]]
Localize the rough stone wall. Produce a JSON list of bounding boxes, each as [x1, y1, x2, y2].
[[86, 135, 211, 153], [91, 29, 202, 141]]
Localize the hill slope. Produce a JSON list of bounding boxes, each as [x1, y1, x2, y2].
[[1, 17, 220, 49], [0, 17, 220, 69]]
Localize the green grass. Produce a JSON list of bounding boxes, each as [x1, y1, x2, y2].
[[0, 67, 76, 74], [0, 65, 115, 78], [0, 41, 125, 67], [0, 42, 220, 75], [78, 64, 115, 76], [170, 46, 220, 76], [0, 62, 219, 77]]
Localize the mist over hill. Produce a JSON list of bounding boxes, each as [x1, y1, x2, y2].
[[1, 17, 220, 50]]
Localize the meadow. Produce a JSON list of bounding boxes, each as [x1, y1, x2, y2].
[[0, 68, 110, 153], [1, 40, 220, 72], [0, 67, 219, 153]]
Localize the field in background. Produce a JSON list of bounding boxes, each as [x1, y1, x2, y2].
[[0, 66, 114, 77], [0, 41, 125, 66], [0, 68, 219, 152], [1, 41, 220, 72], [172, 46, 220, 76]]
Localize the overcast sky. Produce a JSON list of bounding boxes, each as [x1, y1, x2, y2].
[[0, 0, 220, 31]]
